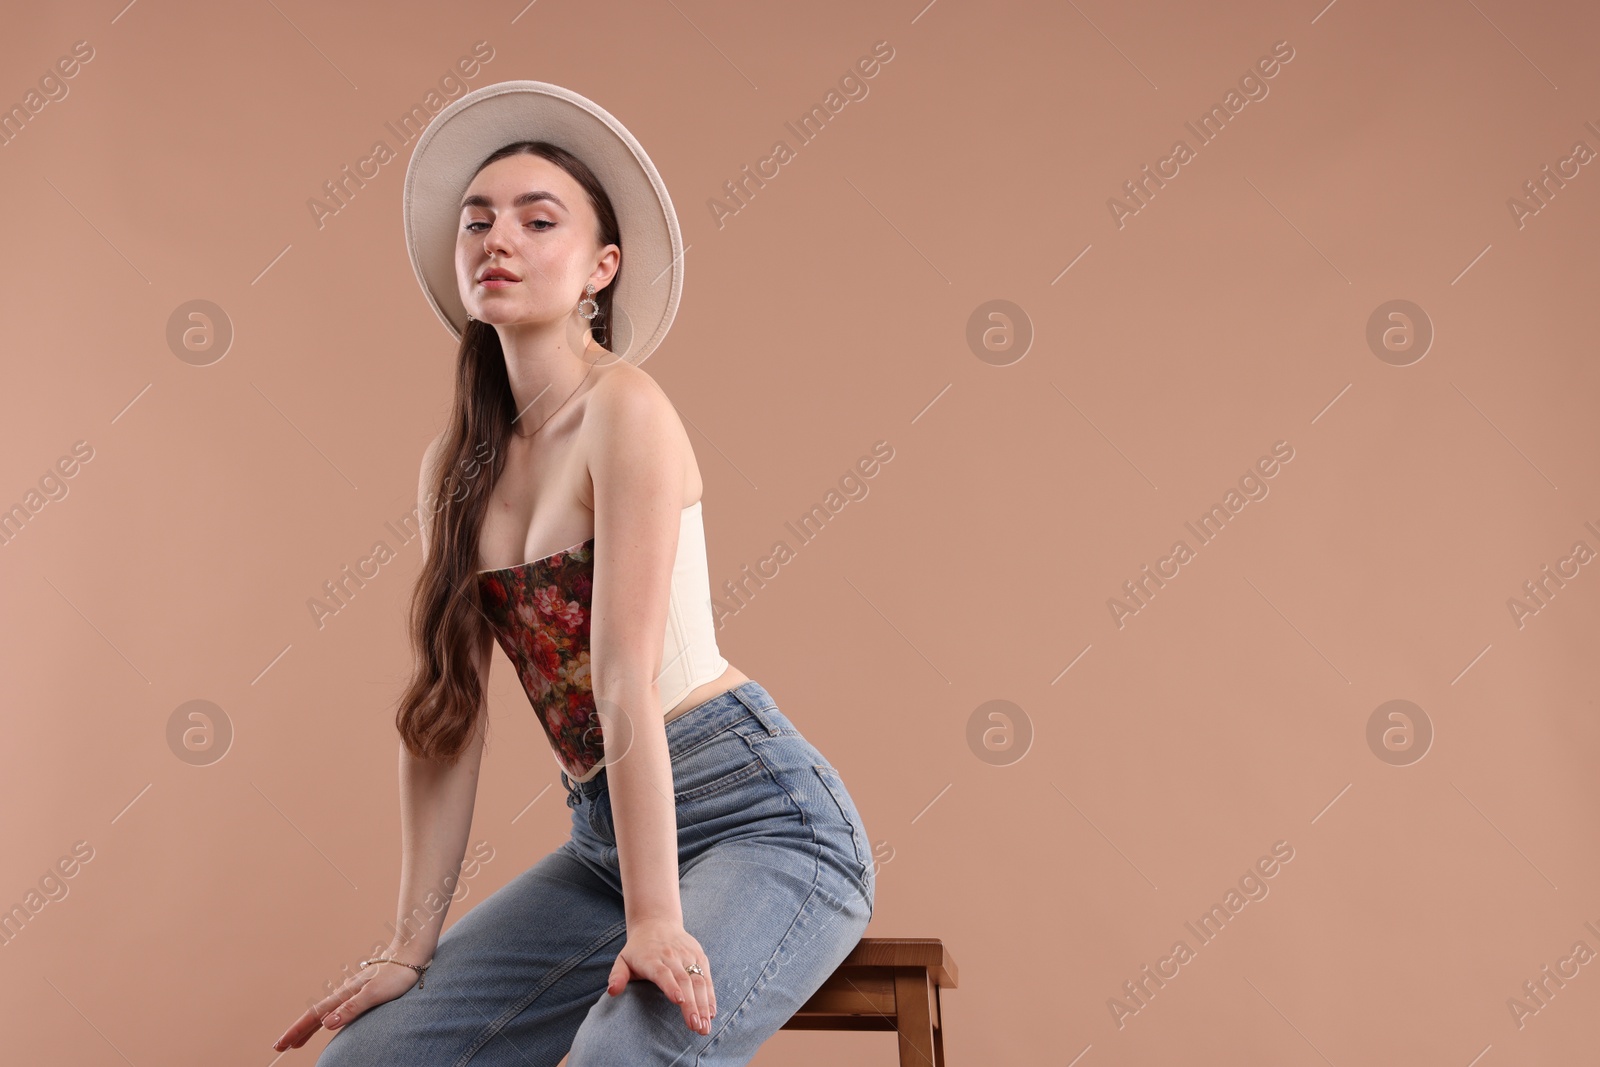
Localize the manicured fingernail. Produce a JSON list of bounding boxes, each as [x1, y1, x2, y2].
[[327, 1015, 339, 1026]]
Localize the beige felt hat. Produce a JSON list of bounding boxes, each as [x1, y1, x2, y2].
[[402, 80, 684, 365]]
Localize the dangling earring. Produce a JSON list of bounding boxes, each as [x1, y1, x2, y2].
[[577, 283, 599, 321]]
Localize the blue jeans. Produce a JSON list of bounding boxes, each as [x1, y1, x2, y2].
[[316, 680, 875, 1066]]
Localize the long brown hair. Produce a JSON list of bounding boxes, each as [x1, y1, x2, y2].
[[395, 140, 622, 764]]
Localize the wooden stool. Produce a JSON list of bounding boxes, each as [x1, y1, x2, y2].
[[781, 937, 958, 1065]]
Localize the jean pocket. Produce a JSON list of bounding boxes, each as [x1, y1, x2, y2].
[[812, 764, 873, 888], [673, 756, 766, 804], [589, 789, 615, 841]]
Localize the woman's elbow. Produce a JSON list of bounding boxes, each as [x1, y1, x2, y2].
[[591, 662, 662, 705]]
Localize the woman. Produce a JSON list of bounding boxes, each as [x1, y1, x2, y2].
[[271, 82, 875, 1064]]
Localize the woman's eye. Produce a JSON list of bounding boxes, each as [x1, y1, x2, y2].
[[462, 219, 552, 232]]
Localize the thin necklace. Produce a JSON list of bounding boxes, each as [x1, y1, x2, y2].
[[512, 336, 596, 440]]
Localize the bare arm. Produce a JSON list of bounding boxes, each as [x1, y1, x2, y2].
[[387, 676, 487, 963], [386, 430, 492, 966], [587, 375, 686, 927], [585, 372, 716, 1034]]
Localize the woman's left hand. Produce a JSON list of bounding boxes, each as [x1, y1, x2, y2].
[[606, 918, 717, 1036]]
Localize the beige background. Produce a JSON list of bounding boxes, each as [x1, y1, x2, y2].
[[3, 0, 1598, 1063]]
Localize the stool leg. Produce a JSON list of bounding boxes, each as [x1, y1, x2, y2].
[[933, 987, 947, 1067], [893, 967, 938, 1067]]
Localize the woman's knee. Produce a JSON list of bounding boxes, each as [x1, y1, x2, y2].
[[565, 982, 704, 1066], [312, 1026, 364, 1067], [311, 1006, 400, 1067]]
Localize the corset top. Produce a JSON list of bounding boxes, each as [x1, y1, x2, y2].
[[475, 500, 729, 782]]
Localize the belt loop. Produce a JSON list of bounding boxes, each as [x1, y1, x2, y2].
[[560, 770, 582, 808], [730, 683, 782, 736]]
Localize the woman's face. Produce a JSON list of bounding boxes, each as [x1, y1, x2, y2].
[[454, 152, 618, 331]]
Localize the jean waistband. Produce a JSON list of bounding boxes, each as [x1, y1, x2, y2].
[[561, 680, 784, 803]]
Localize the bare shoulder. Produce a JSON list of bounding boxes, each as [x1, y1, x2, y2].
[[419, 428, 448, 493], [416, 429, 448, 559], [584, 360, 680, 443], [579, 360, 691, 503]]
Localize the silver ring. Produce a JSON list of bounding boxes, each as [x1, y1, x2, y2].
[[685, 963, 703, 976]]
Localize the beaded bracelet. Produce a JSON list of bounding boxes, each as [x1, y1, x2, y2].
[[359, 955, 432, 988]]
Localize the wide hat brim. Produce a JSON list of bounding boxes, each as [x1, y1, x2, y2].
[[402, 80, 683, 365]]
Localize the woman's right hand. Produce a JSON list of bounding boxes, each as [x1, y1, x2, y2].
[[271, 952, 426, 1053]]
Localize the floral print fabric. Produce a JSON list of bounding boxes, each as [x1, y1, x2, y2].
[[477, 537, 600, 779]]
